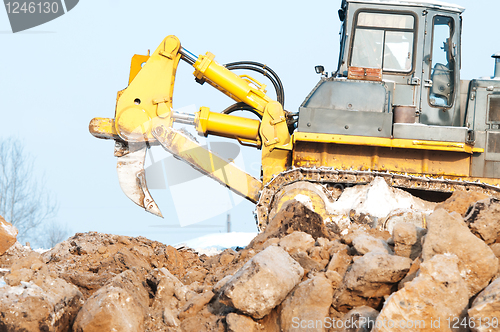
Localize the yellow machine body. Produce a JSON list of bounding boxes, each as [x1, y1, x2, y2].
[[89, 30, 500, 224]]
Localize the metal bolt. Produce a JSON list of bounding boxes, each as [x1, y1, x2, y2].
[[307, 123, 311, 127], [345, 125, 349, 129]]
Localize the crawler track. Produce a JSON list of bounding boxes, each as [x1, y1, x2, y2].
[[255, 168, 500, 230]]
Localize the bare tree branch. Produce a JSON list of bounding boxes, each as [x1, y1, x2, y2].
[[0, 137, 58, 246], [42, 220, 70, 249]]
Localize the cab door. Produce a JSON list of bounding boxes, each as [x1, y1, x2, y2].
[[419, 11, 461, 126]]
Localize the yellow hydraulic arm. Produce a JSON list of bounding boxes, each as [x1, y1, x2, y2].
[[89, 35, 292, 217]]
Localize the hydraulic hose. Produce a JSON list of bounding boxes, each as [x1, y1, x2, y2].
[[221, 102, 263, 119], [224, 65, 283, 106], [224, 61, 285, 107]]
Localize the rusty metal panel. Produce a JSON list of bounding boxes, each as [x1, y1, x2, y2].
[[347, 67, 383, 81]]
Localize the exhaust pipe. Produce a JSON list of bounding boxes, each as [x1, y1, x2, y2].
[[494, 52, 500, 79]]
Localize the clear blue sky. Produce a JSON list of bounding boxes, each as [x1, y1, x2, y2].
[[1, 0, 499, 245]]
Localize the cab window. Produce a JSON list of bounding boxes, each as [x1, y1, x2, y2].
[[351, 12, 415, 72], [429, 16, 455, 107]]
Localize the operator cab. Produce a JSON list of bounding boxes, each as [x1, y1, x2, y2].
[[298, 0, 466, 142]]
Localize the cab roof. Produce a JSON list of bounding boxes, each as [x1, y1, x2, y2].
[[346, 0, 465, 13]]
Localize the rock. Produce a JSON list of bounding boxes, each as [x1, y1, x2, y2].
[[73, 270, 149, 332], [213, 274, 232, 294], [327, 247, 352, 279], [257, 307, 281, 332], [182, 268, 208, 285], [260, 238, 280, 251], [332, 251, 412, 312], [436, 190, 489, 217], [465, 198, 500, 245], [0, 241, 31, 269], [329, 240, 349, 255], [226, 313, 262, 332], [178, 290, 214, 319], [372, 254, 469, 332], [280, 273, 334, 332], [4, 251, 45, 286], [279, 231, 316, 255], [107, 269, 149, 307], [490, 243, 500, 258], [145, 268, 189, 330], [325, 270, 343, 289], [392, 222, 426, 259], [341, 226, 391, 246], [163, 307, 180, 328], [398, 257, 421, 289], [219, 246, 304, 319], [179, 307, 225, 332], [316, 237, 331, 248], [291, 251, 324, 274], [352, 234, 392, 255], [248, 201, 331, 251], [0, 215, 17, 255], [0, 252, 84, 332], [381, 210, 429, 235], [146, 268, 192, 329], [468, 277, 500, 332], [150, 267, 186, 307], [73, 286, 146, 332], [163, 244, 185, 271], [220, 249, 236, 265], [309, 245, 329, 265], [422, 208, 499, 297], [341, 306, 379, 332]]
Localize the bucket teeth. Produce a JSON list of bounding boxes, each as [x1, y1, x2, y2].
[[116, 142, 163, 218]]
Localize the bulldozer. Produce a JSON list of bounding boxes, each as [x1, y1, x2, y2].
[[90, 0, 500, 230]]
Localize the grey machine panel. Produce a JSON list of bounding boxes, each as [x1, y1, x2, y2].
[[297, 79, 392, 137], [393, 123, 468, 142], [298, 108, 393, 137], [467, 79, 500, 178]]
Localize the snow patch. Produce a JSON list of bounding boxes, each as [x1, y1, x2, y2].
[[179, 232, 257, 256], [294, 194, 314, 210], [328, 177, 432, 219], [0, 279, 42, 297], [324, 177, 435, 232]]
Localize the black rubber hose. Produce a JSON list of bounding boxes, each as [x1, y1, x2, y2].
[[224, 65, 283, 106], [221, 61, 291, 133], [225, 61, 284, 94], [221, 102, 263, 119], [225, 62, 285, 105], [224, 61, 285, 107]]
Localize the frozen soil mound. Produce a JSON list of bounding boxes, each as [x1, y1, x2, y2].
[[1, 187, 500, 331]]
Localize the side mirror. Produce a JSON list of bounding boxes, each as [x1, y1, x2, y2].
[[338, 9, 346, 21], [315, 65, 326, 76]]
